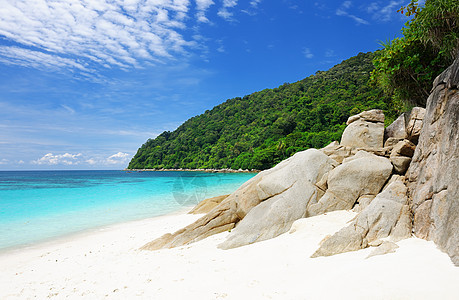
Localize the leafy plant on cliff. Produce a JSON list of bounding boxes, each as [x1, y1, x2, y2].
[[129, 52, 397, 171], [371, 0, 459, 107]]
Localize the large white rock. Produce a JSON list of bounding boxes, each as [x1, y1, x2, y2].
[[406, 107, 426, 144], [390, 139, 416, 158], [341, 120, 384, 149], [307, 151, 393, 216], [384, 113, 408, 140], [390, 156, 412, 174], [219, 149, 337, 249], [312, 180, 411, 257], [341, 110, 385, 149]]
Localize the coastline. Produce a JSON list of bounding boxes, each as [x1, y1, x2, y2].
[[124, 168, 259, 173], [0, 205, 196, 257], [1, 208, 458, 299], [0, 170, 256, 253]]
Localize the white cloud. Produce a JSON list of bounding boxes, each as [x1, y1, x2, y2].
[[0, 0, 266, 73], [106, 152, 131, 165], [216, 39, 225, 53], [367, 1, 403, 22], [242, 0, 262, 15], [336, 1, 369, 25], [303, 48, 314, 59], [218, 0, 238, 21], [367, 2, 380, 13], [250, 0, 262, 8], [196, 0, 215, 23], [348, 15, 369, 25], [217, 9, 233, 20], [0, 159, 8, 165], [83, 152, 131, 166], [61, 104, 76, 115], [342, 1, 352, 9], [223, 0, 238, 7], [325, 49, 336, 57], [32, 153, 82, 165], [31, 152, 130, 166], [0, 46, 91, 74], [0, 0, 196, 75], [86, 158, 98, 165]]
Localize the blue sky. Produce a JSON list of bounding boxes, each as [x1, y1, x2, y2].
[[0, 0, 410, 170]]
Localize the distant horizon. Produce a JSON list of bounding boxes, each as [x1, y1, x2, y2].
[[0, 169, 126, 172], [0, 1, 410, 170]]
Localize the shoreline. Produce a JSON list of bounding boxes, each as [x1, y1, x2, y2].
[[0, 171, 256, 256], [0, 205, 196, 257], [1, 209, 458, 299], [124, 168, 260, 173]]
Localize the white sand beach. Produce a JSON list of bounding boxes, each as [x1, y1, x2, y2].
[[0, 209, 458, 300]]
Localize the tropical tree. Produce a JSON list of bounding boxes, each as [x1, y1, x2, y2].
[[372, 0, 459, 107]]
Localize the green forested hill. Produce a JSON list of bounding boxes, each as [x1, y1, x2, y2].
[[128, 52, 398, 170]]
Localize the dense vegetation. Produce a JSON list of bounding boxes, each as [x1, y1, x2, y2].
[[128, 1, 458, 171], [371, 0, 459, 107], [128, 52, 399, 170]]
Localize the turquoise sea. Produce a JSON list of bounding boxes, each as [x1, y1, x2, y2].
[[0, 170, 255, 251]]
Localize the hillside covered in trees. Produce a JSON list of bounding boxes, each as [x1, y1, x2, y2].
[[128, 52, 400, 170]]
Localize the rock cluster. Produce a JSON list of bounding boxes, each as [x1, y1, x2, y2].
[[312, 178, 411, 257], [141, 59, 458, 265], [306, 107, 425, 257], [142, 149, 338, 250], [306, 150, 393, 217], [141, 107, 422, 254]]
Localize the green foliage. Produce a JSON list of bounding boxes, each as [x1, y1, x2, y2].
[[128, 52, 397, 171], [371, 35, 441, 107], [372, 0, 459, 106], [401, 0, 459, 59]]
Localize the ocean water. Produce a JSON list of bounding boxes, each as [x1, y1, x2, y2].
[[0, 170, 256, 251]]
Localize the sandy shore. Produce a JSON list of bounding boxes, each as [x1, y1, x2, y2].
[[0, 209, 458, 299]]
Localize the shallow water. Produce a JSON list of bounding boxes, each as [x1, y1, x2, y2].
[[0, 170, 255, 250]]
